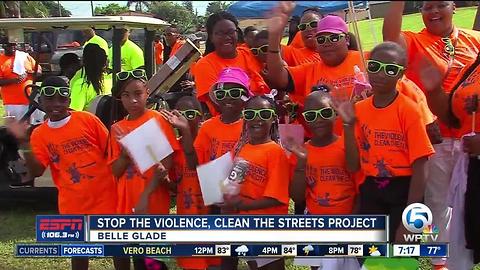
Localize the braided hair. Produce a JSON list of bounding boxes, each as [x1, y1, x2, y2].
[[233, 94, 281, 157], [205, 11, 240, 56], [82, 43, 107, 95]]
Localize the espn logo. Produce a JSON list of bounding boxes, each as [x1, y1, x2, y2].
[[39, 218, 83, 231]]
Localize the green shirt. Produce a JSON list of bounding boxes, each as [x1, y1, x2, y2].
[[84, 35, 109, 55], [69, 68, 112, 111], [109, 39, 144, 71]]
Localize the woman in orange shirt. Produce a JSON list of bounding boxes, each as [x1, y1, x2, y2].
[[6, 76, 119, 270], [420, 54, 480, 269], [194, 11, 269, 116], [107, 69, 179, 270], [343, 42, 435, 242], [287, 89, 360, 270], [222, 94, 289, 270]]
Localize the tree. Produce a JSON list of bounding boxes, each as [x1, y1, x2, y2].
[[41, 1, 71, 17], [182, 1, 194, 12], [149, 1, 196, 33], [1, 1, 20, 18], [94, 3, 129, 16], [126, 1, 151, 13], [205, 1, 232, 17]]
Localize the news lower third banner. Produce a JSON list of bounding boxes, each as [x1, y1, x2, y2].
[[36, 215, 387, 243], [15, 243, 450, 258]]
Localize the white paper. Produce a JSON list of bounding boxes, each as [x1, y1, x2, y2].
[[196, 152, 234, 205], [279, 124, 305, 151], [119, 118, 174, 174], [165, 55, 181, 70]]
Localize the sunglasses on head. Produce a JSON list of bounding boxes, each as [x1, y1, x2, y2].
[[302, 107, 335, 122], [213, 88, 246, 100], [250, 45, 268, 56], [40, 86, 71, 97], [298, 20, 318, 31], [179, 109, 202, 120], [242, 109, 276, 121], [116, 69, 147, 81], [316, 33, 346, 45], [366, 60, 405, 77]]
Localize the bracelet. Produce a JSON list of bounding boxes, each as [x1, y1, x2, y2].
[[294, 168, 306, 172], [268, 50, 280, 53], [343, 122, 354, 127]]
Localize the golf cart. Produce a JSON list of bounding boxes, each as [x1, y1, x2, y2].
[[0, 16, 200, 193]]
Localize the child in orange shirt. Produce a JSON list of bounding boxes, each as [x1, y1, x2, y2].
[[221, 94, 290, 270], [107, 69, 179, 270], [160, 96, 212, 270], [287, 90, 360, 270], [6, 76, 118, 270], [342, 42, 435, 242]]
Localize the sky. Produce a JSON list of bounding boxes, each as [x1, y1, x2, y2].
[[60, 1, 212, 17]]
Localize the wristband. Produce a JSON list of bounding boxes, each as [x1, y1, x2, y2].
[[343, 122, 355, 127], [268, 50, 280, 53]]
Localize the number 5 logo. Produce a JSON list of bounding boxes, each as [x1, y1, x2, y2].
[[402, 203, 433, 233]]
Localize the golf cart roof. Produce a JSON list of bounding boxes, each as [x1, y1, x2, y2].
[[0, 16, 170, 31]]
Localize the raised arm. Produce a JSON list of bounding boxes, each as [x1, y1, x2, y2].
[[382, 1, 408, 49], [266, 1, 295, 91]]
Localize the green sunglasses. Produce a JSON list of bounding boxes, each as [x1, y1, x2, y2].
[[116, 69, 147, 81], [250, 45, 268, 56], [213, 88, 246, 100], [40, 86, 71, 97], [298, 20, 318, 31], [316, 33, 346, 45], [366, 60, 405, 77], [242, 109, 276, 121], [302, 107, 335, 122], [179, 109, 202, 120]]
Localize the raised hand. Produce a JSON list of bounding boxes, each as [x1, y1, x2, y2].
[[333, 100, 356, 125], [284, 137, 307, 161], [417, 57, 444, 93], [6, 118, 30, 143], [159, 109, 190, 131], [267, 1, 296, 35]]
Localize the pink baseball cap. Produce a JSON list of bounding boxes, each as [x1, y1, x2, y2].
[[214, 67, 252, 95], [316, 15, 348, 35]]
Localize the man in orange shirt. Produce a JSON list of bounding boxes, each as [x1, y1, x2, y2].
[[154, 34, 164, 68], [165, 25, 185, 58], [383, 3, 480, 267], [0, 43, 42, 123]]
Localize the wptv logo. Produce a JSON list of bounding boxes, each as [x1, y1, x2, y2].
[[401, 203, 439, 242]]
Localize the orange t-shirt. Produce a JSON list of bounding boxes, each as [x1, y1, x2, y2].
[[403, 28, 480, 93], [355, 93, 435, 177], [282, 46, 321, 67], [288, 50, 364, 105], [0, 54, 37, 105], [403, 28, 480, 138], [30, 111, 117, 214], [194, 48, 270, 104], [194, 116, 243, 164], [169, 39, 186, 58], [289, 138, 356, 215], [288, 50, 365, 135], [290, 31, 304, 48], [236, 141, 290, 215], [172, 144, 208, 215], [154, 41, 164, 65], [451, 63, 480, 136], [397, 77, 436, 126], [108, 109, 180, 214]]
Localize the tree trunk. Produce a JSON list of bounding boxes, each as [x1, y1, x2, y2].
[[3, 1, 21, 18]]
